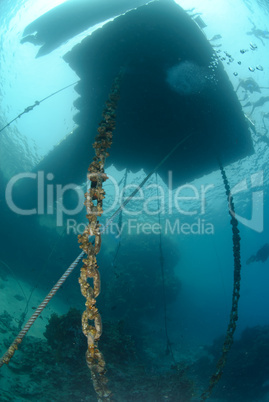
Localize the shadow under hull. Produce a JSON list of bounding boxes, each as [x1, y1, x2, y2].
[[34, 1, 253, 189]]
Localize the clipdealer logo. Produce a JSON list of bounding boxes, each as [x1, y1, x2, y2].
[[4, 170, 264, 233], [4, 170, 214, 227], [5, 172, 85, 226]]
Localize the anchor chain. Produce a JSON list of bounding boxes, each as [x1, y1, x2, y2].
[[201, 162, 242, 400], [78, 72, 122, 401]]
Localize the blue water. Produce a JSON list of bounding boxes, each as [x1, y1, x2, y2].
[[0, 1, 269, 401]]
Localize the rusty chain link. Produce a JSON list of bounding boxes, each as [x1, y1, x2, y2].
[[78, 71, 123, 401]]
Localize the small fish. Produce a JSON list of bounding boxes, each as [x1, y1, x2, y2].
[[238, 61, 242, 65], [248, 66, 255, 72], [244, 113, 256, 134], [209, 34, 222, 41], [225, 51, 232, 58], [250, 42, 257, 50], [240, 49, 248, 54], [186, 7, 195, 13], [256, 65, 264, 71]]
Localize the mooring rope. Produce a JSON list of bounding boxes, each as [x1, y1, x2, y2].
[[0, 251, 84, 368], [0, 81, 79, 134], [201, 161, 242, 400]]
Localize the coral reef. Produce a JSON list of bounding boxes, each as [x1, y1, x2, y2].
[[0, 308, 195, 401], [0, 311, 18, 335], [44, 308, 87, 364]]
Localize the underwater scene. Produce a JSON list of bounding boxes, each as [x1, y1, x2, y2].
[[0, 0, 269, 400]]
